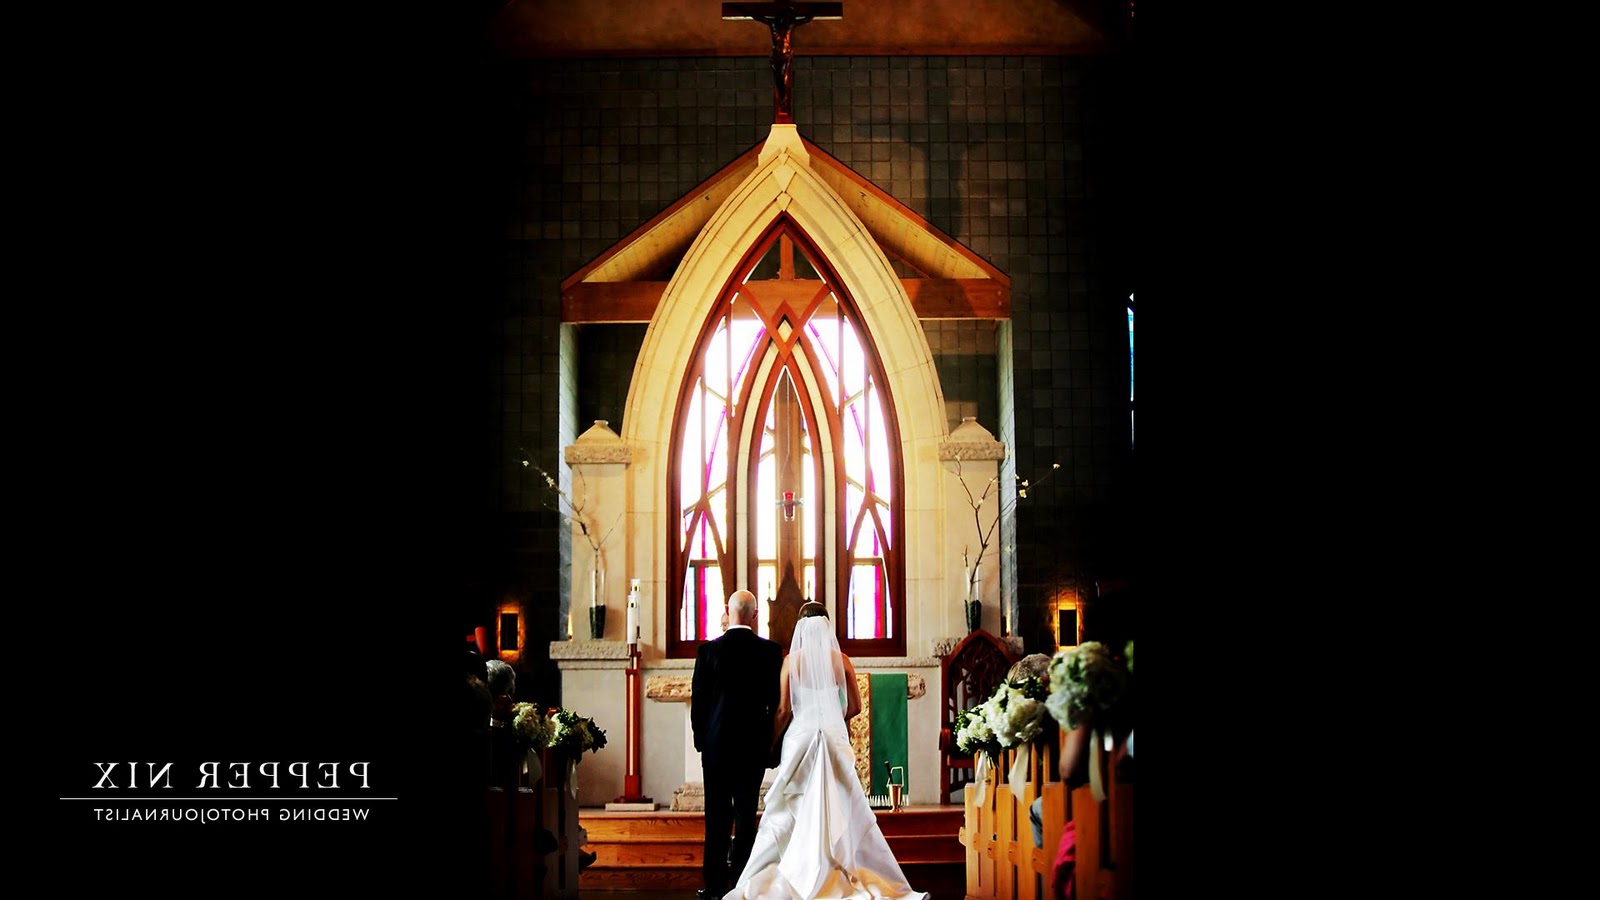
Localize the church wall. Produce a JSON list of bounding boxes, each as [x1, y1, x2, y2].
[[491, 53, 1131, 713]]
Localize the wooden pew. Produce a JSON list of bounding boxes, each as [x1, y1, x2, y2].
[[962, 736, 1056, 900], [1069, 736, 1133, 900], [483, 746, 594, 900], [1011, 735, 1060, 900], [994, 734, 1060, 900], [966, 725, 1136, 900], [959, 768, 998, 899], [486, 785, 545, 900], [1034, 774, 1069, 900]]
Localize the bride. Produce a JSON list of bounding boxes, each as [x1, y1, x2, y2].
[[724, 603, 928, 900]]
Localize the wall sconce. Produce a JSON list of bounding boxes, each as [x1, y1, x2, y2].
[[1057, 606, 1078, 648], [497, 602, 525, 663], [1053, 586, 1081, 648]]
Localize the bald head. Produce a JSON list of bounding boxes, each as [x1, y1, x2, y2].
[[728, 590, 759, 626]]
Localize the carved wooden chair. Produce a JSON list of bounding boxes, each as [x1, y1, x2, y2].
[[938, 629, 1018, 804]]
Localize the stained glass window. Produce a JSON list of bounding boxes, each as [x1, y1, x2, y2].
[[669, 226, 903, 656]]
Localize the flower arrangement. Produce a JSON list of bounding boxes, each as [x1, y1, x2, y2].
[[510, 702, 553, 750], [986, 676, 1050, 747], [547, 707, 608, 757], [524, 453, 622, 636], [1044, 641, 1129, 731], [954, 705, 1000, 761], [955, 674, 1053, 805], [525, 460, 620, 568], [1045, 640, 1132, 802], [955, 674, 1051, 761]]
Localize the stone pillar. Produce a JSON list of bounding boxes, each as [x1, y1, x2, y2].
[[564, 420, 632, 640], [939, 417, 1008, 637]]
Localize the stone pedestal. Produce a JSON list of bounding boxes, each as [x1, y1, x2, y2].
[[548, 640, 630, 806]]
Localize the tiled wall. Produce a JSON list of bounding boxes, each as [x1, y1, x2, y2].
[[575, 323, 648, 432], [491, 54, 1132, 666], [924, 320, 999, 430]]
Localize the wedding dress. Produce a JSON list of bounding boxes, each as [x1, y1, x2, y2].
[[724, 617, 928, 900]]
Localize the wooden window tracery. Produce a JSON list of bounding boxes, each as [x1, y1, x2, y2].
[[668, 220, 905, 658]]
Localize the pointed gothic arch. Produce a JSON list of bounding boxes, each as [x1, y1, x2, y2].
[[621, 129, 949, 660], [666, 217, 906, 657]]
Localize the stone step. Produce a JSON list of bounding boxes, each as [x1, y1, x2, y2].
[[576, 805, 966, 891]]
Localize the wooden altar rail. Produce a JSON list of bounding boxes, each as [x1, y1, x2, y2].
[[958, 732, 1133, 900]]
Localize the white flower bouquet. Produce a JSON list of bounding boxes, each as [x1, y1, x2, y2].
[[510, 702, 553, 750], [1044, 640, 1128, 731], [958, 674, 1050, 757], [986, 683, 1047, 747], [958, 675, 1052, 805], [954, 704, 1000, 761]]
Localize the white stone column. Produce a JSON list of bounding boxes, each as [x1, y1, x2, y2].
[[564, 420, 632, 640], [939, 417, 1008, 637], [553, 421, 635, 806]]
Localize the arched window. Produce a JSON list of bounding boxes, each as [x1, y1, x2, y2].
[[668, 221, 905, 657]]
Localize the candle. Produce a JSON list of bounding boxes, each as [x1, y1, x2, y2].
[[805, 572, 812, 600], [591, 566, 602, 608], [626, 579, 641, 643], [963, 563, 970, 597], [971, 563, 980, 603]]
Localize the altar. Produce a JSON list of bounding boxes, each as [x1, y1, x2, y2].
[[550, 641, 944, 809]]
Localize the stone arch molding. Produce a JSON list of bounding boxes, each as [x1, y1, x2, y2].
[[620, 124, 954, 656]]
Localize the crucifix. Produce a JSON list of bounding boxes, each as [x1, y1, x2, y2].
[[722, 1, 843, 124]]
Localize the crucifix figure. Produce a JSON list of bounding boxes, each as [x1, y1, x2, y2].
[[723, 1, 843, 124]]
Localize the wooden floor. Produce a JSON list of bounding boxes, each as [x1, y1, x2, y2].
[[578, 805, 965, 898]]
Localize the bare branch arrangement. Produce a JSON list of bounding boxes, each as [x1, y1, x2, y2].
[[952, 454, 1061, 600], [519, 450, 623, 572]]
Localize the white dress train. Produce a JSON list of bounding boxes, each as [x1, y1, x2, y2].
[[724, 620, 927, 900]]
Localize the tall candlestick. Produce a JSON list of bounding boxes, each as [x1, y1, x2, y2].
[[627, 578, 641, 644]]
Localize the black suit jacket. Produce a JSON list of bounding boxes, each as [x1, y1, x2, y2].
[[691, 627, 784, 765]]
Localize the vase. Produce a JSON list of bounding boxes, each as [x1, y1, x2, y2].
[[965, 599, 982, 633], [589, 605, 607, 640]]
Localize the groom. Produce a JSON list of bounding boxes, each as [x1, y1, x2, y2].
[[691, 589, 783, 900]]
